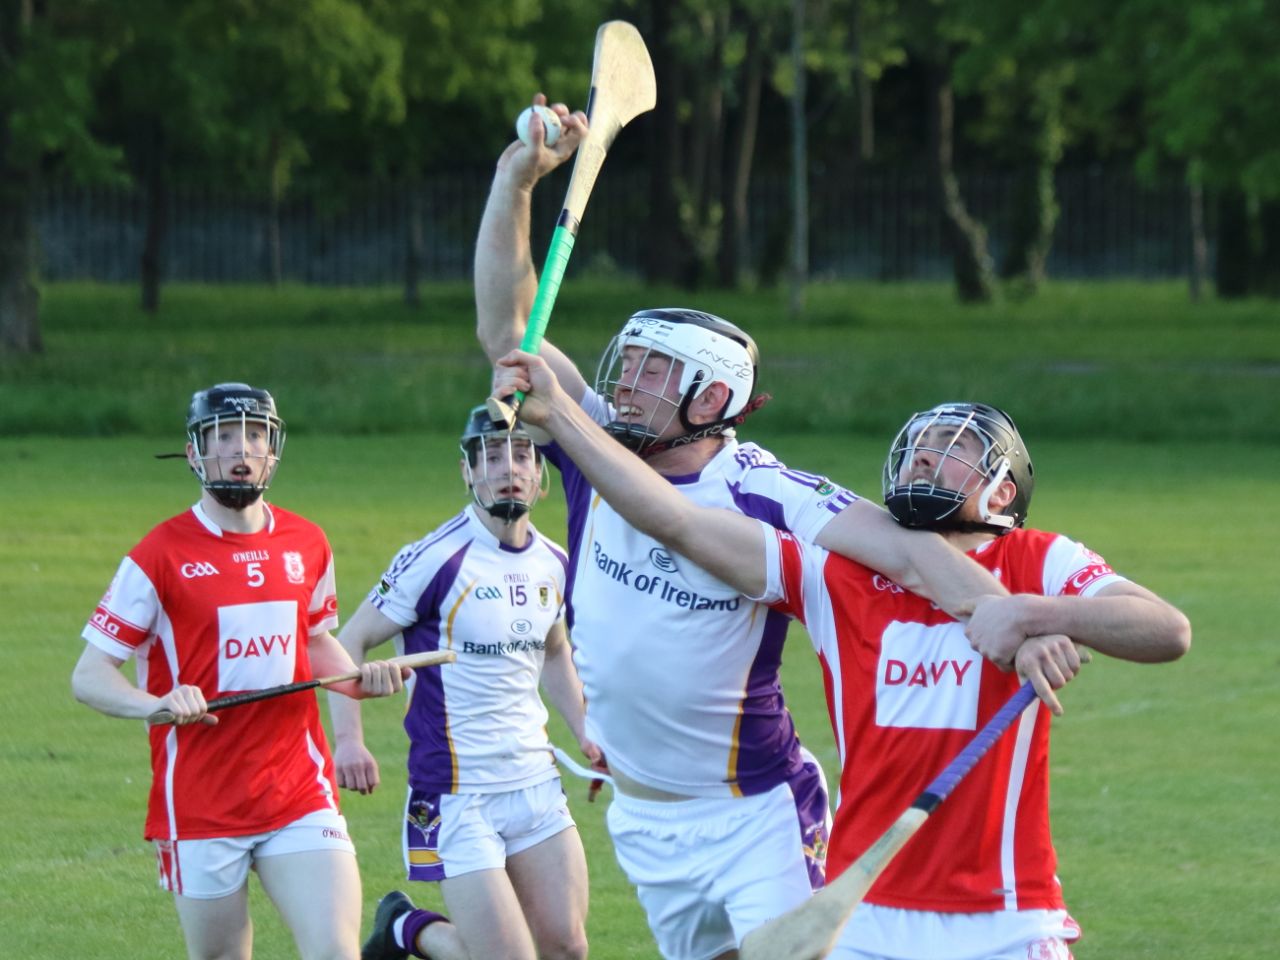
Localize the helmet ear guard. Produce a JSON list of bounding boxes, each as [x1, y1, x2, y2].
[[882, 403, 1033, 533], [186, 382, 285, 510], [459, 404, 547, 523], [594, 307, 762, 454]]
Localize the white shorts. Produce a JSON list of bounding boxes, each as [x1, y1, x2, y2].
[[403, 777, 575, 881], [829, 903, 1081, 960], [154, 808, 355, 899], [606, 758, 831, 960]]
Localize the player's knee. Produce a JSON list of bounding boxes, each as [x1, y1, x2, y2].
[[536, 926, 588, 960]]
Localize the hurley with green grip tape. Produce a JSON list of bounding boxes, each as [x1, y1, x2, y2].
[[488, 21, 657, 430]]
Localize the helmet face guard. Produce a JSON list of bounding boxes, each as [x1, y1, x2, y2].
[[186, 383, 285, 510], [882, 403, 1033, 533], [460, 405, 547, 523], [594, 308, 759, 454]]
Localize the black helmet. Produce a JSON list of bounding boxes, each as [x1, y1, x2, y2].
[[186, 383, 285, 510], [459, 405, 545, 523], [883, 402, 1033, 533], [593, 308, 760, 453]]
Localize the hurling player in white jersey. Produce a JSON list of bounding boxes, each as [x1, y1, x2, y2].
[[498, 366, 1192, 960], [478, 98, 1023, 960], [330, 405, 600, 960], [71, 383, 420, 960]]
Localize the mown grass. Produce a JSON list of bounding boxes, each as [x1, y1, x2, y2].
[[1, 280, 1278, 958], [2, 279, 1278, 442]]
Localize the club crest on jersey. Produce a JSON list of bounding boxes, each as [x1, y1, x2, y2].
[[283, 551, 305, 584], [535, 582, 555, 611]]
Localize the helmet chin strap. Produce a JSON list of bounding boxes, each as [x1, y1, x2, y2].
[[207, 482, 264, 510], [637, 393, 772, 458], [976, 457, 1015, 529]]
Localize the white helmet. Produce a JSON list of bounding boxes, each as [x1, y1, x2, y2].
[[594, 308, 760, 452]]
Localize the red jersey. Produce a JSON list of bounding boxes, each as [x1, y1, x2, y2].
[[83, 503, 341, 841], [761, 525, 1122, 913]]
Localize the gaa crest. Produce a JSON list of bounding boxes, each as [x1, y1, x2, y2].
[[283, 551, 306, 584]]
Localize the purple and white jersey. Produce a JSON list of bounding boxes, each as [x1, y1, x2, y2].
[[369, 506, 569, 794], [542, 388, 858, 799]]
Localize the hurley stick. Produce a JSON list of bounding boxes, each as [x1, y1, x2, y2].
[[487, 20, 657, 430], [147, 649, 457, 726]]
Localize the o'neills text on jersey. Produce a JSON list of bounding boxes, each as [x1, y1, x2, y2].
[[233, 550, 270, 563]]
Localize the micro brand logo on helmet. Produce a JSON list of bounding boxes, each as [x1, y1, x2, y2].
[[596, 307, 763, 454], [186, 382, 286, 510]]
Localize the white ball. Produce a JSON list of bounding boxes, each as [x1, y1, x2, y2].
[[515, 105, 562, 148]]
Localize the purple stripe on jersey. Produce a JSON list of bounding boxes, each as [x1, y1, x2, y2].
[[727, 481, 788, 531], [389, 512, 469, 581], [788, 756, 832, 890], [733, 606, 807, 794], [403, 541, 472, 792], [543, 441, 596, 631]]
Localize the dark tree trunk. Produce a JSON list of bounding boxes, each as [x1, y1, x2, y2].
[[1215, 188, 1250, 299], [1254, 199, 1280, 298], [266, 132, 284, 286], [645, 0, 695, 286], [851, 0, 874, 162], [1188, 178, 1208, 302], [717, 17, 763, 287], [0, 0, 43, 354], [789, 0, 808, 318], [404, 183, 424, 308], [140, 123, 167, 314], [999, 82, 1062, 298], [927, 60, 995, 303]]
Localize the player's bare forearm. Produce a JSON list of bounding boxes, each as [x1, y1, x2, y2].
[[971, 584, 1191, 664], [541, 624, 590, 746], [475, 169, 539, 360], [816, 503, 1009, 617]]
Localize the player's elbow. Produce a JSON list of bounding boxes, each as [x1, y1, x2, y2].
[[1159, 607, 1192, 661], [476, 316, 521, 362]]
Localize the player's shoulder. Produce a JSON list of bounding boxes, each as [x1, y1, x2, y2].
[[988, 526, 1066, 558], [265, 503, 321, 534], [529, 526, 570, 570], [130, 508, 203, 557], [391, 509, 475, 567]]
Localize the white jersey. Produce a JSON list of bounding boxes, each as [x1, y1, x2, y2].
[[369, 506, 569, 794], [543, 388, 857, 798]]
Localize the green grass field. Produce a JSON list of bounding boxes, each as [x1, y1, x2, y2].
[[1, 281, 1277, 958]]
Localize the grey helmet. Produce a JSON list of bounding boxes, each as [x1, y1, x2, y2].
[[186, 382, 285, 510], [593, 308, 760, 453], [883, 402, 1033, 533], [459, 405, 546, 523]]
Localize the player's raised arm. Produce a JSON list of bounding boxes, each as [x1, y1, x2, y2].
[[474, 95, 589, 401], [499, 350, 770, 597]]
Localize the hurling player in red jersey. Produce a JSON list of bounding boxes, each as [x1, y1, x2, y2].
[[71, 383, 461, 960], [502, 354, 1191, 960]]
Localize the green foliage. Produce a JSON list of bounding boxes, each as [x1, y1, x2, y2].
[[0, 3, 124, 182]]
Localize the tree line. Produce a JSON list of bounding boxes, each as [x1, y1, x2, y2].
[[3, 0, 1277, 354]]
